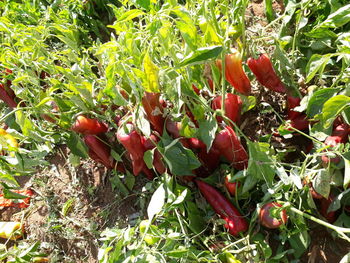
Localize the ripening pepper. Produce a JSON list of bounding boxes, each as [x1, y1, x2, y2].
[[212, 126, 248, 170], [71, 115, 108, 135], [116, 124, 153, 178], [195, 179, 248, 236], [247, 54, 286, 93], [0, 189, 33, 209], [216, 51, 251, 96], [322, 123, 349, 164], [84, 135, 115, 169], [212, 93, 242, 125], [142, 92, 165, 135]]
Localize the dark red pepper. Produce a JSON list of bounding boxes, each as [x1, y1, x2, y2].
[[116, 124, 155, 179], [0, 83, 17, 108], [247, 54, 286, 93], [192, 84, 200, 95], [319, 194, 338, 223], [71, 115, 108, 135], [142, 134, 166, 175], [212, 126, 248, 170], [195, 179, 248, 236], [194, 147, 221, 177], [84, 135, 115, 169], [287, 96, 302, 120], [288, 115, 309, 131], [212, 93, 242, 125], [142, 92, 165, 135], [322, 123, 349, 164]]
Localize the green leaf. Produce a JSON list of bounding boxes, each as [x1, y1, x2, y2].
[[143, 53, 160, 93], [117, 9, 145, 23], [62, 198, 75, 216], [312, 169, 330, 199], [289, 231, 310, 259], [322, 95, 350, 128], [66, 132, 88, 158], [247, 142, 275, 187], [161, 134, 201, 176], [318, 4, 350, 29], [176, 20, 197, 50], [179, 46, 223, 67], [343, 154, 350, 189], [340, 252, 350, 263], [144, 149, 154, 169], [264, 0, 275, 22], [306, 88, 339, 118], [305, 54, 331, 83], [147, 183, 165, 219], [3, 189, 28, 199], [253, 233, 272, 258], [328, 189, 350, 212], [185, 201, 205, 234], [198, 116, 217, 152]]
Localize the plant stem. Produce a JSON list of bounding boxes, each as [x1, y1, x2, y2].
[[290, 206, 350, 242]]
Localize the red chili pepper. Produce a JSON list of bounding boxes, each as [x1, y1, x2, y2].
[[194, 147, 221, 177], [216, 51, 251, 95], [225, 176, 241, 196], [207, 78, 214, 92], [165, 119, 190, 148], [212, 126, 248, 170], [188, 138, 206, 150], [319, 194, 338, 223], [71, 115, 108, 135], [247, 54, 286, 93], [322, 123, 349, 164], [0, 189, 34, 209], [192, 84, 200, 95], [212, 93, 242, 125], [0, 83, 17, 108], [84, 135, 115, 169], [116, 124, 154, 179], [259, 202, 288, 229], [142, 134, 166, 175], [288, 114, 309, 131], [286, 96, 302, 120], [195, 179, 248, 236], [142, 92, 165, 135]]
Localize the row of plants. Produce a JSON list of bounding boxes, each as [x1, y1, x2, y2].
[[0, 0, 350, 262]]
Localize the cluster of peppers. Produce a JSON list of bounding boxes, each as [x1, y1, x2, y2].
[[2, 49, 348, 237]]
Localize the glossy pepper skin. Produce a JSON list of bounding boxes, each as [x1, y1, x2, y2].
[[195, 179, 248, 236], [322, 123, 349, 164], [259, 202, 288, 229], [84, 135, 115, 169], [212, 126, 248, 170], [116, 124, 154, 179], [287, 96, 302, 120], [142, 92, 165, 135], [212, 93, 242, 125], [216, 51, 251, 95], [247, 54, 286, 93], [71, 115, 108, 135]]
